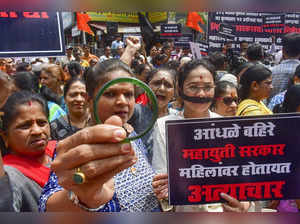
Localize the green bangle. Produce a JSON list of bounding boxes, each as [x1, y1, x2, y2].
[[93, 77, 158, 143]]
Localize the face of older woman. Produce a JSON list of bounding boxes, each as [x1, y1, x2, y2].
[[65, 81, 88, 117], [92, 70, 135, 125], [3, 101, 50, 157], [148, 70, 175, 110], [40, 70, 60, 94], [215, 87, 238, 116]]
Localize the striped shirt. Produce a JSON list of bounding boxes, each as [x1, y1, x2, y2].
[[270, 59, 300, 99]]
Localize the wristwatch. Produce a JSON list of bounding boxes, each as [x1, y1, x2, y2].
[[68, 190, 106, 212]]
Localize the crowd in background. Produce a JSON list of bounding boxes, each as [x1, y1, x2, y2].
[[1, 32, 300, 212]]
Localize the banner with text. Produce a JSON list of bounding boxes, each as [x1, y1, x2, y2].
[[174, 33, 193, 47], [208, 12, 300, 53], [87, 12, 167, 24], [0, 11, 65, 57], [166, 114, 300, 205], [160, 24, 182, 38], [262, 14, 285, 33]]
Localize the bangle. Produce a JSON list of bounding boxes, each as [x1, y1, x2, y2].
[[68, 190, 106, 212], [93, 77, 158, 143]]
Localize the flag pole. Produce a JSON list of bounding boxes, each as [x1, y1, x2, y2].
[[82, 31, 87, 44]]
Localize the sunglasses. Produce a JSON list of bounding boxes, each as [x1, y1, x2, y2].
[[217, 97, 239, 106]]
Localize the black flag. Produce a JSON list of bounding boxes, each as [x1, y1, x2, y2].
[[138, 12, 158, 54]]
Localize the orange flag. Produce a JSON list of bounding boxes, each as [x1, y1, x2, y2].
[[186, 12, 204, 33], [76, 12, 94, 36]]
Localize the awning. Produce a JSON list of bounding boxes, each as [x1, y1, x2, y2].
[[90, 22, 161, 34], [89, 23, 107, 32]]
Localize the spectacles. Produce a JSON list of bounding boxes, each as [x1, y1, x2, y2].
[[217, 97, 239, 106], [185, 85, 215, 94]]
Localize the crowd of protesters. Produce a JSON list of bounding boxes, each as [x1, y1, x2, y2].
[[1, 31, 300, 212]]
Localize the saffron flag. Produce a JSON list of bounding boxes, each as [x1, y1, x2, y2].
[[186, 12, 204, 33], [76, 12, 94, 36]]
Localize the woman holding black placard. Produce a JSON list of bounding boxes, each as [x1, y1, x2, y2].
[[152, 59, 252, 212]]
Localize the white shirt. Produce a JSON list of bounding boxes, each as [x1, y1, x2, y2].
[[99, 55, 113, 63], [152, 110, 221, 173], [152, 110, 225, 212], [111, 40, 124, 50]]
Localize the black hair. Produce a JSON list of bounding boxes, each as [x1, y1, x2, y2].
[[178, 59, 216, 91], [63, 77, 86, 98], [282, 32, 300, 58], [68, 61, 82, 78], [224, 41, 233, 45], [134, 63, 151, 76], [211, 81, 237, 109], [215, 80, 237, 98], [85, 59, 132, 97], [1, 91, 49, 132], [274, 85, 300, 113], [287, 64, 300, 89], [152, 54, 167, 66], [161, 42, 172, 54], [13, 71, 39, 93], [294, 64, 300, 79], [240, 40, 248, 45], [232, 62, 254, 77], [146, 66, 177, 84], [239, 64, 272, 100], [39, 85, 61, 105], [82, 66, 91, 83], [209, 52, 227, 71], [246, 43, 264, 61], [131, 59, 141, 71], [16, 62, 30, 72], [73, 47, 82, 56], [165, 60, 181, 71], [32, 69, 42, 79], [82, 44, 90, 49]]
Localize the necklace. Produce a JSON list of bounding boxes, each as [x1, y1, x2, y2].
[[67, 114, 89, 132]]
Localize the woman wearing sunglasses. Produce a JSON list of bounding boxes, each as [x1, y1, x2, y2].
[[211, 81, 238, 117]]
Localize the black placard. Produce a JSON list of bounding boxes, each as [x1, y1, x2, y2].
[[0, 11, 65, 57], [208, 12, 300, 53], [263, 14, 285, 33], [167, 113, 300, 205], [160, 24, 182, 37], [218, 23, 235, 40]]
